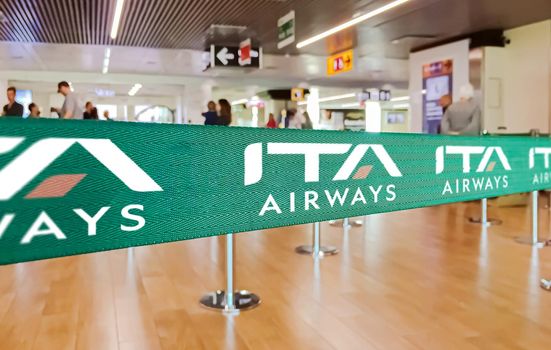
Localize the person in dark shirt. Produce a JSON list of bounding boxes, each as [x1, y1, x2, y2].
[[217, 99, 232, 126], [83, 101, 98, 119], [2, 86, 24, 117], [202, 101, 218, 125], [28, 103, 40, 118]]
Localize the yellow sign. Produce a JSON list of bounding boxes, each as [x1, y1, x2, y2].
[[291, 88, 305, 101], [327, 49, 354, 76]]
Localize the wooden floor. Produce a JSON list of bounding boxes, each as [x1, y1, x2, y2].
[[1, 201, 551, 350]]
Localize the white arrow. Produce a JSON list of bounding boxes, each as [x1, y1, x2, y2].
[[216, 47, 235, 65]]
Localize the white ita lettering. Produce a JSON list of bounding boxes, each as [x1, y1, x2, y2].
[[244, 143, 402, 185], [441, 176, 509, 195], [259, 185, 396, 216], [0, 204, 146, 244], [435, 146, 511, 174]]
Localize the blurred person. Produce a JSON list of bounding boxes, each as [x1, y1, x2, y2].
[[53, 81, 83, 119], [28, 103, 40, 118], [217, 99, 232, 126], [302, 111, 313, 130], [437, 94, 452, 134], [103, 110, 113, 121], [279, 109, 287, 128], [83, 101, 98, 119], [440, 84, 481, 136], [286, 109, 302, 129], [91, 107, 99, 120], [266, 113, 277, 128], [439, 94, 452, 114], [2, 86, 23, 117], [202, 101, 218, 125]]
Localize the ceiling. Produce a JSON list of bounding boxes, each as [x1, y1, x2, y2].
[[0, 0, 548, 95], [0, 0, 550, 58], [0, 41, 409, 89]]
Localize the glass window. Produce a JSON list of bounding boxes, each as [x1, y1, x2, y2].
[[134, 105, 173, 123], [96, 104, 117, 120]]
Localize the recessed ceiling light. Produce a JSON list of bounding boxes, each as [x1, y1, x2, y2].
[[102, 48, 111, 74], [128, 83, 142, 96]]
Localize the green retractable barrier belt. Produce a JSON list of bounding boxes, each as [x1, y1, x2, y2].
[[0, 118, 550, 264]]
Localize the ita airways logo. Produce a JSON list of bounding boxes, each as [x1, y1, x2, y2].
[[529, 147, 551, 185], [435, 145, 511, 195], [243, 143, 402, 217], [244, 142, 402, 186], [0, 137, 163, 201]]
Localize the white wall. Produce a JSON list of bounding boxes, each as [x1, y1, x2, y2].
[[183, 84, 212, 125], [408, 39, 470, 132], [501, 20, 550, 133], [481, 47, 505, 132]]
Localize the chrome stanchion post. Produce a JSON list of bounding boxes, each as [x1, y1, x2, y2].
[[199, 233, 260, 312], [541, 279, 551, 291], [225, 233, 235, 311], [532, 190, 538, 245], [468, 198, 502, 226], [515, 191, 546, 247], [329, 217, 363, 227], [482, 197, 487, 225], [343, 217, 350, 228], [295, 222, 338, 257], [313, 221, 320, 257]]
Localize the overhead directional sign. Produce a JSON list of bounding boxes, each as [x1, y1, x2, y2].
[[277, 10, 295, 49], [327, 49, 354, 76], [209, 45, 262, 68]]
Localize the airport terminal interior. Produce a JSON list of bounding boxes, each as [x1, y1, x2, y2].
[[0, 0, 551, 349]]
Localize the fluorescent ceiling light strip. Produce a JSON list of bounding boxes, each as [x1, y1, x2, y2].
[[392, 103, 409, 109], [296, 0, 411, 48], [110, 0, 125, 39], [390, 96, 409, 102], [342, 102, 360, 108], [318, 93, 356, 103], [231, 99, 248, 105]]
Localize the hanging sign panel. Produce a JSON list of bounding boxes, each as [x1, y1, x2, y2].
[[327, 49, 354, 76], [209, 45, 262, 68], [1, 118, 551, 265], [277, 10, 295, 49]]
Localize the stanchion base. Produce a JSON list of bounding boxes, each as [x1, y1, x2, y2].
[[329, 219, 363, 227], [468, 217, 503, 226], [199, 290, 260, 312], [541, 279, 551, 291], [513, 236, 547, 248], [295, 245, 339, 257]]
